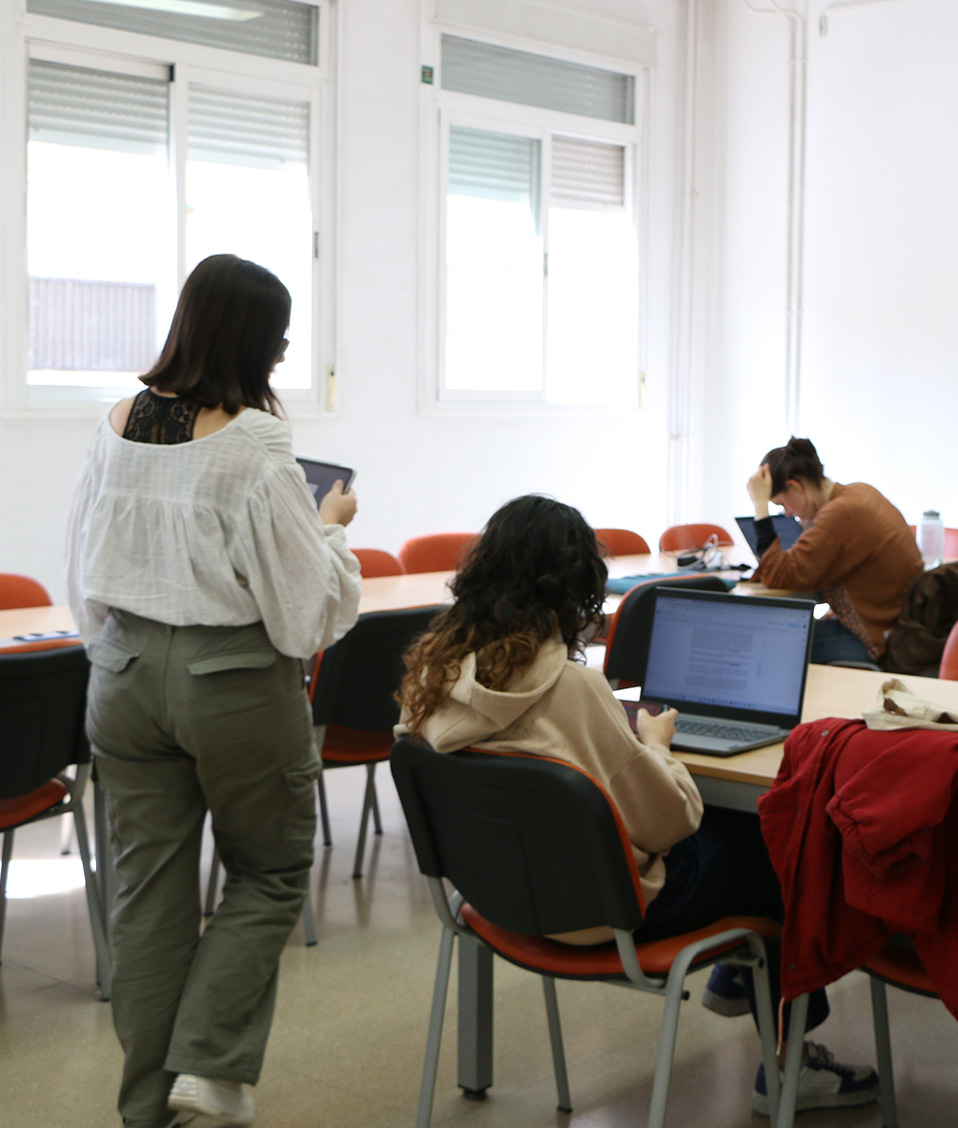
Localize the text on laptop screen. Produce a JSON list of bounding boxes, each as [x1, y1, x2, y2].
[[642, 593, 811, 716]]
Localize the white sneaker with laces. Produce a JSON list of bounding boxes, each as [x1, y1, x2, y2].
[[752, 1040, 879, 1116], [168, 1073, 255, 1127]]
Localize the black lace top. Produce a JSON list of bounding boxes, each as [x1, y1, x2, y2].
[[122, 389, 201, 445]]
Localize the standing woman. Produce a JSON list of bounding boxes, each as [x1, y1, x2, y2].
[[748, 437, 922, 664], [66, 254, 361, 1128]]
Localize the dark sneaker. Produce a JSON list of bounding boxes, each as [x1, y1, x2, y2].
[[752, 1040, 879, 1116], [701, 961, 751, 1017]]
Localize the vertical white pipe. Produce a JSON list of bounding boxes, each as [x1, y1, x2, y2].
[[667, 0, 700, 524], [743, 0, 807, 436]]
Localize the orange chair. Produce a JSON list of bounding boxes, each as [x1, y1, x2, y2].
[[0, 646, 111, 995], [398, 533, 476, 574], [0, 573, 52, 609], [391, 738, 782, 1128], [351, 548, 405, 577], [862, 940, 942, 1128], [593, 528, 651, 556], [938, 620, 958, 680], [310, 606, 445, 877], [659, 523, 734, 552], [777, 941, 943, 1128]]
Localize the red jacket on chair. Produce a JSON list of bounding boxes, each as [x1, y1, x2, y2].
[[757, 717, 958, 1018]]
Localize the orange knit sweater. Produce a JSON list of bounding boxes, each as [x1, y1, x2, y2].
[[754, 482, 922, 658]]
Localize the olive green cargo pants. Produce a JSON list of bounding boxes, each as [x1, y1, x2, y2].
[[87, 610, 319, 1128]]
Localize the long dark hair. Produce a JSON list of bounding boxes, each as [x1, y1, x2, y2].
[[142, 254, 290, 415], [763, 437, 826, 495], [400, 495, 608, 733]]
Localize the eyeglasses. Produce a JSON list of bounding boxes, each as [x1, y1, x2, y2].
[[276, 338, 290, 360]]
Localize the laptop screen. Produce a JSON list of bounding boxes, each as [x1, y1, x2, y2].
[[640, 587, 814, 724], [735, 514, 803, 557]]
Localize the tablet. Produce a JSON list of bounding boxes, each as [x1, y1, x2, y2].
[[296, 457, 356, 506]]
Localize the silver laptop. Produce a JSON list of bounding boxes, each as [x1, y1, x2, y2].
[[617, 586, 814, 756]]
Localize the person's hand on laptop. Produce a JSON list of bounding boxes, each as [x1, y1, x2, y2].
[[635, 706, 679, 750]]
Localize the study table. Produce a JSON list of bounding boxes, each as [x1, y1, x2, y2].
[[5, 575, 924, 1091]]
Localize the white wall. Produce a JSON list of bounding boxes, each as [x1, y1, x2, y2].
[[699, 0, 958, 536], [0, 0, 688, 600]]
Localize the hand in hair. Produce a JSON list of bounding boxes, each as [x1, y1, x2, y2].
[[319, 480, 357, 528], [747, 463, 774, 518], [635, 706, 678, 750]]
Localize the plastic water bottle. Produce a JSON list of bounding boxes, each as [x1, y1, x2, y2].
[[918, 510, 945, 570]]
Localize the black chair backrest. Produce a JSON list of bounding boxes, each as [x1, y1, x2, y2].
[[605, 575, 731, 685], [390, 736, 644, 937], [0, 646, 91, 800], [311, 606, 445, 732]]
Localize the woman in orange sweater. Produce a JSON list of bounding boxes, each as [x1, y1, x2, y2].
[[748, 437, 922, 664]]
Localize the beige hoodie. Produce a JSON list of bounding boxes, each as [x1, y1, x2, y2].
[[396, 638, 704, 925]]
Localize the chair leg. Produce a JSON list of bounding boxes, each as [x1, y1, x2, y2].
[[301, 883, 318, 947], [72, 802, 113, 999], [647, 961, 689, 1128], [317, 770, 332, 847], [0, 829, 14, 962], [417, 925, 457, 1128], [775, 992, 809, 1128], [352, 763, 378, 879], [747, 944, 781, 1128], [204, 846, 221, 916], [542, 976, 572, 1113], [371, 770, 383, 835], [869, 976, 899, 1128]]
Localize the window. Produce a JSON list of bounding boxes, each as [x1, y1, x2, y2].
[[432, 33, 643, 408], [5, 0, 328, 408]]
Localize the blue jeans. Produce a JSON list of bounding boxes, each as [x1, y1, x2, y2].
[[811, 617, 873, 665], [638, 807, 829, 1035]]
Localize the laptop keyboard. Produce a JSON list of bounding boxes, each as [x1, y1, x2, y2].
[[674, 717, 777, 742]]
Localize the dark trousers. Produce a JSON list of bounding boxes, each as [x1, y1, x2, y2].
[[638, 807, 830, 1036]]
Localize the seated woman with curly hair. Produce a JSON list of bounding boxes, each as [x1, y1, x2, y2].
[[396, 494, 878, 1117]]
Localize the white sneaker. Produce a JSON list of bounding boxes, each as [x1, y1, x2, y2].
[[168, 1074, 255, 1127], [752, 1040, 879, 1116]]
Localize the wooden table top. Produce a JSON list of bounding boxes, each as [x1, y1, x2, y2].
[[10, 577, 946, 798]]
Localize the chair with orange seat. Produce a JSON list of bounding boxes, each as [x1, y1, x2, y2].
[[0, 573, 52, 609], [0, 645, 111, 996], [659, 523, 734, 553], [310, 606, 445, 879], [774, 940, 943, 1128], [391, 737, 782, 1128], [593, 528, 651, 556], [397, 533, 476, 574], [351, 548, 405, 577], [861, 939, 943, 1128]]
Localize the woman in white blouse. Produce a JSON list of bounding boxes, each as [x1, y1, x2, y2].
[[66, 254, 361, 1128]]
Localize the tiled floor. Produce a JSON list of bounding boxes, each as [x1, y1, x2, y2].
[[1, 768, 956, 1128]]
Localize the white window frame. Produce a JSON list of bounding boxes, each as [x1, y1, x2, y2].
[[421, 22, 650, 417], [0, 0, 334, 415]]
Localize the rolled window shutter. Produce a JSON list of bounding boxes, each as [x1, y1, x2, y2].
[[28, 60, 168, 154], [449, 126, 539, 205], [26, 0, 319, 66], [441, 35, 633, 125], [551, 136, 625, 208], [189, 86, 309, 168]]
